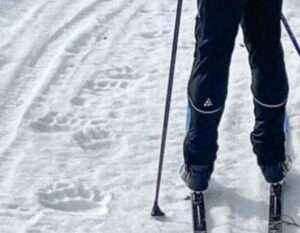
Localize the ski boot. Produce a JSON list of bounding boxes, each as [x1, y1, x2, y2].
[[260, 160, 291, 184], [180, 164, 214, 191]]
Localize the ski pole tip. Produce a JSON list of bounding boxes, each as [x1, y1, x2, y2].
[[151, 203, 166, 217]]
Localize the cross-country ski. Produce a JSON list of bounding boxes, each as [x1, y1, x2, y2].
[[191, 192, 207, 233], [268, 183, 284, 233]]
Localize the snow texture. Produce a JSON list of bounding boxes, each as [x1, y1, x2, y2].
[[0, 0, 299, 232]]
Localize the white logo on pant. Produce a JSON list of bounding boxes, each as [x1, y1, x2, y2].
[[204, 98, 213, 107]]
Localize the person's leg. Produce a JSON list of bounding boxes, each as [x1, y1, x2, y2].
[[241, 0, 289, 183], [182, 0, 245, 191]]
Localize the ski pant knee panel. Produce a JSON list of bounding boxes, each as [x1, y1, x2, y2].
[[184, 102, 224, 165], [251, 102, 287, 166]]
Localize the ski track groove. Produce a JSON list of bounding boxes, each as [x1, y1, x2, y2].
[[27, 0, 107, 68], [66, 0, 148, 99], [0, 0, 153, 232], [0, 0, 140, 187], [0, 0, 129, 198], [0, 0, 50, 50], [0, 0, 84, 155]]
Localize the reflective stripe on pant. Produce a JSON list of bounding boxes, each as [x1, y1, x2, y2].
[[184, 0, 289, 166], [184, 101, 224, 165]]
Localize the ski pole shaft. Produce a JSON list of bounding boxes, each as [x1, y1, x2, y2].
[[281, 14, 300, 57], [151, 0, 183, 217]]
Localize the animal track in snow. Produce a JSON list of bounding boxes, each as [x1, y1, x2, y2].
[[139, 30, 170, 39], [82, 65, 137, 95], [104, 65, 139, 81], [84, 79, 119, 92], [30, 111, 84, 133], [70, 96, 86, 106], [38, 181, 111, 212], [0, 203, 31, 216], [73, 126, 115, 151]]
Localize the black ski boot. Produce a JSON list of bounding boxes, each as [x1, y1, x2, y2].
[[180, 164, 213, 191], [260, 160, 290, 184]]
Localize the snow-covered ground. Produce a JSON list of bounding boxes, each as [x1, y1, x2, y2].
[[0, 0, 299, 232]]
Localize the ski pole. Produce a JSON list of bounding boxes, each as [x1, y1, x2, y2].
[[281, 14, 300, 57], [151, 0, 183, 217]]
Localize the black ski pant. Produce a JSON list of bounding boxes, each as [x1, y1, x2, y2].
[[184, 0, 289, 167]]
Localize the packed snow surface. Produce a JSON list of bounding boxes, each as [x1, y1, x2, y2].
[[0, 0, 299, 232]]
